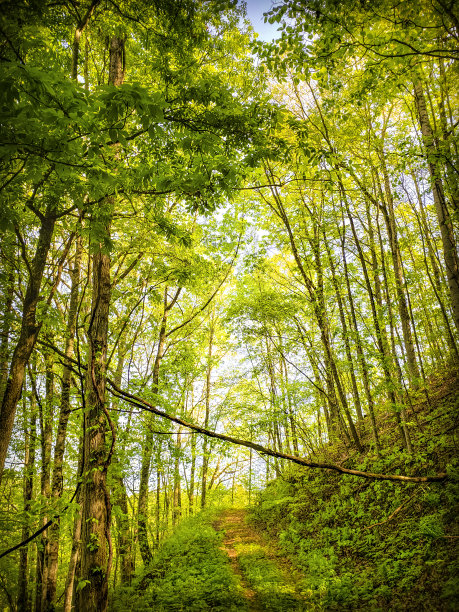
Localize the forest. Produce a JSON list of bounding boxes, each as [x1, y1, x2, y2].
[[0, 0, 458, 610]]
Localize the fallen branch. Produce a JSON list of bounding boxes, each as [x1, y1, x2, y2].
[[36, 339, 449, 484], [106, 381, 447, 484]]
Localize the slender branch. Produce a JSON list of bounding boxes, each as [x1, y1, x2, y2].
[[365, 489, 420, 529], [166, 233, 242, 337]]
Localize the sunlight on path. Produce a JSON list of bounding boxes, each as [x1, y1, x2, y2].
[[215, 508, 306, 612], [216, 509, 262, 611]]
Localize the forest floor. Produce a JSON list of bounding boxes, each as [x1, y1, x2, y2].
[[215, 508, 308, 611]]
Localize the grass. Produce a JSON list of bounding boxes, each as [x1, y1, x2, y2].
[[236, 541, 307, 611], [111, 512, 247, 611]]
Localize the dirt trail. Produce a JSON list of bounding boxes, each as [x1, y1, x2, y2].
[[215, 508, 305, 612], [216, 509, 263, 611]]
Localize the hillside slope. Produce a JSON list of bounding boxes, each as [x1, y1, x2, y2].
[[249, 374, 459, 611]]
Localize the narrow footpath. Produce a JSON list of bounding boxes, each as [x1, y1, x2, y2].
[[215, 508, 307, 612]]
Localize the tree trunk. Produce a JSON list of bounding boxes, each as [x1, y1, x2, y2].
[[409, 174, 458, 358], [201, 320, 214, 508], [111, 345, 134, 586], [112, 473, 134, 585], [280, 355, 299, 454], [325, 233, 364, 423], [155, 445, 162, 547], [341, 186, 410, 450], [44, 234, 82, 611], [17, 383, 36, 612], [172, 430, 182, 526], [377, 156, 420, 385], [137, 287, 180, 564], [0, 263, 14, 400], [63, 472, 83, 612], [79, 242, 112, 611], [341, 231, 381, 454], [189, 426, 196, 515], [413, 80, 459, 332], [264, 173, 361, 450], [79, 35, 124, 612], [35, 348, 54, 612], [0, 207, 55, 482]]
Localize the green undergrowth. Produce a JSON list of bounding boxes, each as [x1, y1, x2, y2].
[[111, 512, 246, 611], [250, 378, 459, 611], [236, 541, 306, 611]]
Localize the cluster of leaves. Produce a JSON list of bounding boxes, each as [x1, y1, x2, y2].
[[111, 512, 246, 611]]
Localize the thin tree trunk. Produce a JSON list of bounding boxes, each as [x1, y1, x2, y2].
[[188, 386, 196, 515], [17, 382, 36, 612], [280, 355, 299, 454], [325, 234, 364, 423], [340, 186, 409, 450], [438, 59, 459, 215], [263, 170, 359, 447], [138, 286, 180, 564], [63, 481, 83, 612], [377, 156, 420, 384], [155, 445, 162, 547], [111, 344, 134, 585], [0, 205, 55, 482], [35, 349, 54, 612], [409, 173, 459, 358], [376, 215, 413, 453], [201, 320, 214, 508], [71, 0, 100, 81], [0, 265, 14, 400], [172, 430, 182, 526], [413, 80, 459, 332], [44, 234, 82, 611], [341, 230, 381, 454], [113, 474, 134, 584]]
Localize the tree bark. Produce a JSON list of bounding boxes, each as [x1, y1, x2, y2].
[[79, 241, 112, 611], [111, 345, 134, 586], [0, 263, 14, 400], [78, 35, 124, 612], [0, 206, 55, 482], [413, 80, 459, 332], [44, 234, 82, 611], [63, 478, 83, 612], [17, 383, 36, 612], [35, 348, 54, 612], [71, 0, 101, 81]]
